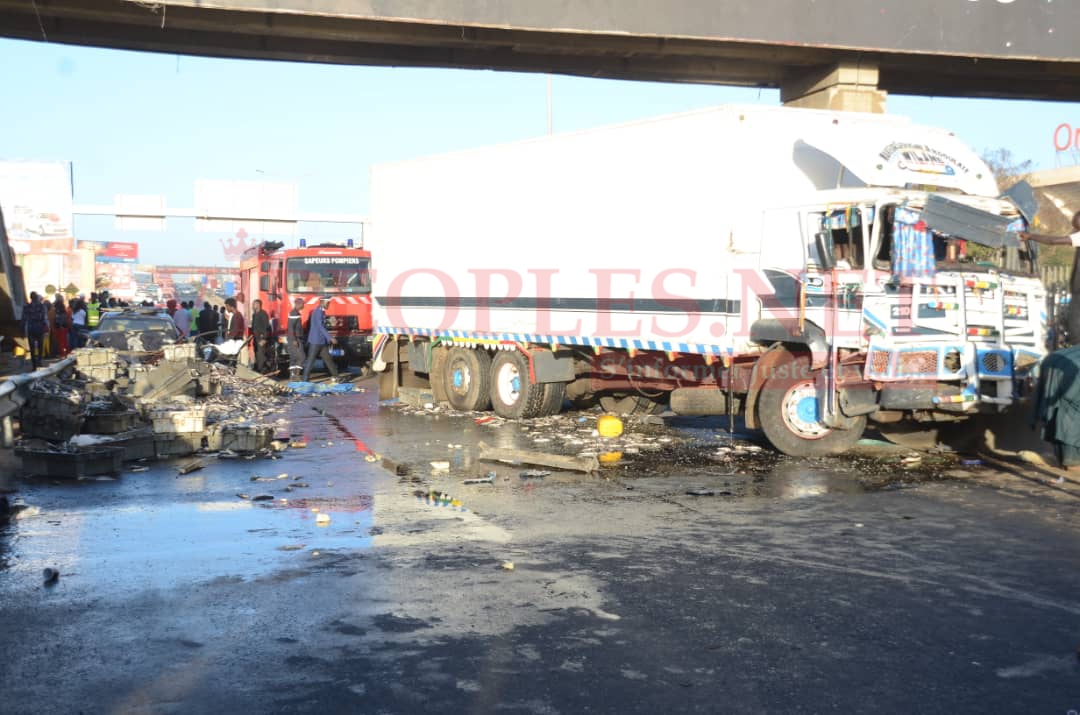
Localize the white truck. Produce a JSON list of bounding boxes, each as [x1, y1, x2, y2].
[[369, 105, 1047, 457]]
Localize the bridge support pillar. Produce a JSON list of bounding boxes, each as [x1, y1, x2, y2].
[[781, 62, 886, 113]]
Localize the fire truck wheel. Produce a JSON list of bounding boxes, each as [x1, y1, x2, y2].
[[756, 356, 866, 457], [598, 393, 667, 416], [536, 381, 567, 417], [489, 350, 546, 419], [442, 347, 492, 412]]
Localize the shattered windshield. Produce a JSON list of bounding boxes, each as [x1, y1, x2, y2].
[[97, 316, 177, 333]]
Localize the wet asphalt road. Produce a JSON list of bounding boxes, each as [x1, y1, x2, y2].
[[1, 385, 1080, 714]]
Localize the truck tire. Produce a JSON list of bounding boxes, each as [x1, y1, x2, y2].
[[756, 357, 866, 457], [442, 347, 492, 412], [599, 393, 666, 416], [537, 381, 567, 417], [490, 350, 546, 419]]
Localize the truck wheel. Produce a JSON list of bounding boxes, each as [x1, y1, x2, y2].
[[490, 351, 545, 419], [537, 382, 567, 417], [599, 393, 666, 416], [442, 347, 492, 412], [756, 358, 866, 457]]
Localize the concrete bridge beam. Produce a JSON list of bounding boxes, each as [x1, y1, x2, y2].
[[781, 62, 887, 114]]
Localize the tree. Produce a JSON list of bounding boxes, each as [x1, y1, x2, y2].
[[981, 148, 1032, 192], [980, 148, 1072, 268]]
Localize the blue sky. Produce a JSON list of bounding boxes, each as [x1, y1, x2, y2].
[[2, 37, 1079, 264]]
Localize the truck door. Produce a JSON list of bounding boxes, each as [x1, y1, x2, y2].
[[802, 206, 868, 349]]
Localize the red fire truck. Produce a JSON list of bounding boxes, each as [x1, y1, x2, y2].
[[238, 239, 374, 368]]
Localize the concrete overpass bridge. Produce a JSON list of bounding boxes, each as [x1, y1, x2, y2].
[[3, 1, 1080, 112]]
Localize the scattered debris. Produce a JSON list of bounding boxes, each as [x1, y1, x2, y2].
[[478, 442, 599, 474], [316, 513, 331, 525], [251, 494, 274, 502], [463, 473, 497, 485], [382, 458, 411, 476], [129, 465, 149, 473], [686, 488, 715, 497], [519, 470, 551, 479], [430, 461, 451, 472], [501, 561, 515, 571], [177, 460, 205, 475], [596, 414, 624, 438], [42, 567, 60, 585]]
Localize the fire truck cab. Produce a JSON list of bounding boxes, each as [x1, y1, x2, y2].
[[239, 239, 374, 368]]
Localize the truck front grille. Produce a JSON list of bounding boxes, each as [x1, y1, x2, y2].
[[897, 351, 938, 376]]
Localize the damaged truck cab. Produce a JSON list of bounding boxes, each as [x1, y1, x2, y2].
[[763, 190, 1045, 453], [369, 105, 1049, 457]]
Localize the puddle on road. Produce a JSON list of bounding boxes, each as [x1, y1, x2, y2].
[[375, 403, 958, 500], [0, 496, 373, 597]]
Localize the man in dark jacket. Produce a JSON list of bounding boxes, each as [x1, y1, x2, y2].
[[22, 292, 48, 370], [197, 302, 219, 346], [251, 299, 273, 373], [302, 298, 340, 382], [286, 297, 307, 379]]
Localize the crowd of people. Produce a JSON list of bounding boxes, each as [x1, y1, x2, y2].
[[160, 295, 339, 382], [20, 290, 120, 370], [21, 289, 343, 383]]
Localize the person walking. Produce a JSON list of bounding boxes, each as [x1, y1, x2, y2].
[[172, 300, 191, 339], [23, 292, 48, 370], [224, 298, 246, 341], [302, 298, 340, 382], [250, 299, 272, 373], [285, 297, 307, 379], [87, 292, 101, 330], [53, 295, 70, 357], [71, 298, 88, 348], [197, 302, 219, 346], [45, 300, 57, 357]]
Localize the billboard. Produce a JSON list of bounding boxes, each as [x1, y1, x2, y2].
[[0, 160, 74, 254], [17, 247, 95, 298], [81, 240, 140, 264]]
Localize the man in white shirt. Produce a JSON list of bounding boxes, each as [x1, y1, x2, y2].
[[172, 302, 192, 338], [1018, 211, 1080, 248]]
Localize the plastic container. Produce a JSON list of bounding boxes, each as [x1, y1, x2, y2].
[[149, 407, 207, 434], [16, 446, 124, 478]]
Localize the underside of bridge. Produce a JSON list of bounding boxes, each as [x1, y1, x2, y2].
[[3, 0, 1080, 110]]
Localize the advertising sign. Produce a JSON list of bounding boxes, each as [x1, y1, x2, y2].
[[17, 246, 95, 298], [0, 160, 74, 254], [82, 240, 140, 264]]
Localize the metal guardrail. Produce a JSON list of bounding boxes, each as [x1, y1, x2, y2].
[[0, 356, 76, 447]]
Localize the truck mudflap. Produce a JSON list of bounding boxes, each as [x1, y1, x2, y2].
[[749, 319, 829, 366]]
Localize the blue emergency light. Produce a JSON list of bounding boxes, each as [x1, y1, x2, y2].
[[299, 238, 307, 247], [347, 238, 354, 248]]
